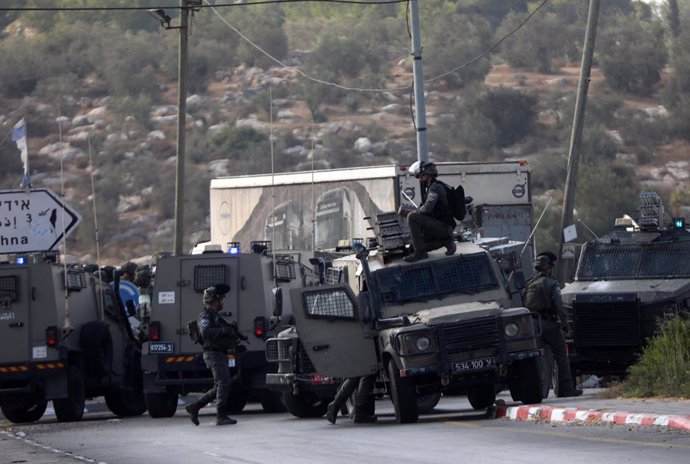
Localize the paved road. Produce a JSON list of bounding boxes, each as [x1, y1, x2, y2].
[[3, 393, 690, 464]]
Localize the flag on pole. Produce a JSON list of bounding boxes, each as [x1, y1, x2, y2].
[[12, 118, 31, 189]]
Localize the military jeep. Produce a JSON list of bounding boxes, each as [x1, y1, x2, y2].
[[268, 215, 543, 423], [0, 254, 146, 423], [561, 192, 690, 378]]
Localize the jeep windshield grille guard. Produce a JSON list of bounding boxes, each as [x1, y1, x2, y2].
[[576, 241, 690, 280], [372, 253, 499, 306]]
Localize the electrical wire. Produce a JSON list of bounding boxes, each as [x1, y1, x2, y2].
[[0, 0, 408, 12]]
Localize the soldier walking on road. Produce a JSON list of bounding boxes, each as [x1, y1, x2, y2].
[[523, 252, 582, 398], [185, 284, 245, 426]]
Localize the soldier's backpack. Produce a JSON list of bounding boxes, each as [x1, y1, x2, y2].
[[187, 319, 203, 345], [444, 183, 466, 221], [522, 276, 552, 313]]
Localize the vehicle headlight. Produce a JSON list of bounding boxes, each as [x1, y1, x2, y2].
[[398, 332, 434, 355], [504, 322, 519, 338], [415, 336, 431, 352]]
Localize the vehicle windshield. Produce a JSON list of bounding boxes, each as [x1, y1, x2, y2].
[[371, 252, 499, 306], [576, 241, 690, 280]]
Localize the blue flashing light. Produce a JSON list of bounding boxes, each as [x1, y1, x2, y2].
[[228, 247, 240, 255], [673, 217, 685, 229], [16, 256, 27, 265]]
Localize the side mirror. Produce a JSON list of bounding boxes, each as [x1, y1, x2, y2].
[[272, 287, 283, 318]]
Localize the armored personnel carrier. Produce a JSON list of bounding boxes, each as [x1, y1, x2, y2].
[[267, 213, 543, 423], [0, 253, 146, 423], [561, 192, 690, 378]]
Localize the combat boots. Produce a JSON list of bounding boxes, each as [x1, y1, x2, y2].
[[352, 413, 378, 423], [216, 415, 237, 426], [185, 403, 200, 426]]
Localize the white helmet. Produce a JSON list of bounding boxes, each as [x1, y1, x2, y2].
[[408, 161, 421, 178]]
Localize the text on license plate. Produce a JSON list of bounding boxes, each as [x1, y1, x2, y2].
[[149, 342, 173, 353], [452, 357, 495, 373]]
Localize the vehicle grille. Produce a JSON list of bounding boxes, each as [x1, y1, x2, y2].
[[265, 338, 291, 362], [574, 299, 640, 348], [440, 318, 498, 355]]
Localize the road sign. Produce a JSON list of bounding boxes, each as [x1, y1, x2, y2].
[[562, 244, 577, 259], [0, 188, 82, 254]]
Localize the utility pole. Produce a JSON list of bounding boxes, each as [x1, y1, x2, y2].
[[409, 0, 429, 164], [173, 0, 190, 256], [556, 0, 600, 283]]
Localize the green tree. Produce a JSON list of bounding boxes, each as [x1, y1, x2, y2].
[[575, 162, 639, 237], [226, 6, 288, 69], [422, 11, 492, 88], [598, 16, 668, 95]]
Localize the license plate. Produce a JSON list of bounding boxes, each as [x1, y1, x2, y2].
[[149, 342, 173, 353], [227, 356, 236, 367], [452, 357, 495, 373]]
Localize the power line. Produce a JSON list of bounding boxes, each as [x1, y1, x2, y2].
[[0, 0, 408, 12]]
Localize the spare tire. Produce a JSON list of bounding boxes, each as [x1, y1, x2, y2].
[[80, 321, 114, 378]]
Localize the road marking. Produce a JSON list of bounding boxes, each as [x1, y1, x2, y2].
[[1, 430, 108, 463]]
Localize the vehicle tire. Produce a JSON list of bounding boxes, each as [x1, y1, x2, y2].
[[105, 390, 147, 417], [388, 361, 418, 424], [258, 389, 286, 413], [417, 391, 441, 414], [228, 389, 249, 413], [517, 358, 543, 405], [282, 391, 329, 418], [467, 385, 497, 410], [80, 321, 113, 378], [54, 366, 85, 422], [0, 396, 48, 423], [145, 392, 178, 418]]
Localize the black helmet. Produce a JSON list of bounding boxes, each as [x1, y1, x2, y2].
[[419, 161, 438, 177], [202, 284, 230, 304], [534, 251, 557, 271]]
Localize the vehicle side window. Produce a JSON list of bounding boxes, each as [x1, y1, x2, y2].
[[103, 291, 121, 319], [303, 288, 355, 320]]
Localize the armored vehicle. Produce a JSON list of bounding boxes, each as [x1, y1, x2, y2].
[[267, 214, 543, 423], [140, 243, 320, 418], [561, 192, 690, 378], [0, 254, 146, 423]]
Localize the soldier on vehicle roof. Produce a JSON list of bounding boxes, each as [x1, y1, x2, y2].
[[399, 161, 457, 262], [185, 284, 245, 426], [523, 251, 583, 398]]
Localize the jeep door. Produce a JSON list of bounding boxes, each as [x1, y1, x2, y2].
[[0, 267, 30, 363], [291, 284, 378, 378]]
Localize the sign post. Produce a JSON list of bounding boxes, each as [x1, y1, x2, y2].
[[0, 188, 82, 254]]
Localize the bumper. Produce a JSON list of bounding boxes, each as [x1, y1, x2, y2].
[[0, 361, 65, 395], [266, 373, 338, 393]]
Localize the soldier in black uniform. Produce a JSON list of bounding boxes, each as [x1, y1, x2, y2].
[[326, 374, 377, 425], [399, 161, 457, 262], [185, 284, 243, 426], [523, 252, 582, 398]]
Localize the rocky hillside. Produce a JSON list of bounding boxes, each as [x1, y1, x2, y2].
[[1, 56, 687, 266]]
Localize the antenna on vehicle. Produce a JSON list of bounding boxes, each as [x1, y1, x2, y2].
[[88, 135, 104, 319], [310, 119, 316, 252], [57, 107, 73, 336], [269, 74, 277, 282]]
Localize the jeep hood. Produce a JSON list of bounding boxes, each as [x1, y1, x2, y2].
[[562, 279, 690, 304], [411, 301, 503, 326]]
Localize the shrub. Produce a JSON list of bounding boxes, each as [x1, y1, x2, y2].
[[622, 315, 690, 398]]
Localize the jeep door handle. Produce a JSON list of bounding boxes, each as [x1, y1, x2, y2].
[[312, 344, 329, 351]]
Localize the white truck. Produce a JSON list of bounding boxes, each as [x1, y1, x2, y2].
[[209, 161, 533, 257]]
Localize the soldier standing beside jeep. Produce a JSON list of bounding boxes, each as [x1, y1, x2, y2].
[[523, 252, 582, 398], [185, 284, 243, 426]]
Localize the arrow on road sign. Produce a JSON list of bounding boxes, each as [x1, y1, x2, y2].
[[0, 188, 82, 254]]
